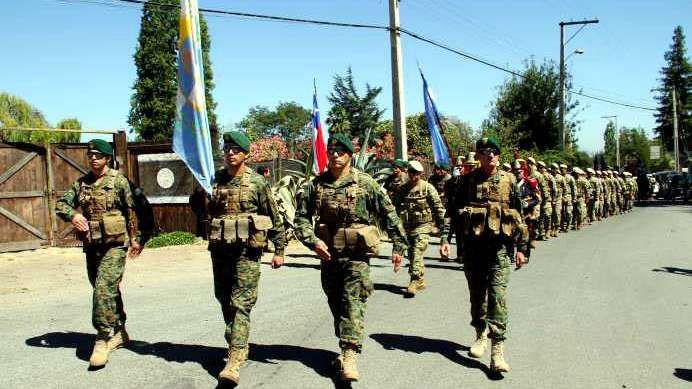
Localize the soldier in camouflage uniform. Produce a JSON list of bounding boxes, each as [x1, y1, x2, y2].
[[601, 171, 611, 219], [515, 159, 540, 250], [443, 137, 528, 373], [586, 168, 600, 223], [537, 161, 554, 239], [560, 164, 575, 232], [527, 158, 550, 240], [573, 168, 590, 229], [615, 171, 626, 214], [392, 160, 449, 296], [549, 163, 563, 237], [429, 162, 452, 208], [294, 134, 407, 382], [204, 131, 286, 386], [56, 139, 143, 369], [383, 159, 409, 199]]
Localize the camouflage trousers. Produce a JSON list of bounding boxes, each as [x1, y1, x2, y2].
[[211, 245, 261, 351], [462, 240, 511, 341], [321, 257, 374, 352], [562, 201, 573, 230], [538, 202, 552, 238], [406, 232, 430, 280], [85, 245, 127, 337], [551, 200, 562, 233], [575, 201, 587, 228], [588, 200, 597, 222]]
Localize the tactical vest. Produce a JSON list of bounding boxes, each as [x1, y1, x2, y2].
[[208, 171, 272, 249], [399, 180, 433, 230], [458, 171, 525, 240], [77, 171, 127, 245], [314, 171, 380, 256]]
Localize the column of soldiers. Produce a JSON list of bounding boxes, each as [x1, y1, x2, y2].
[[56, 133, 637, 385]]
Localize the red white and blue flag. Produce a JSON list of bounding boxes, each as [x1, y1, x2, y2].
[[311, 87, 329, 175]]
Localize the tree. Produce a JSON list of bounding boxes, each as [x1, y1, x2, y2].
[[653, 26, 691, 157], [0, 92, 79, 144], [236, 101, 310, 157], [326, 67, 384, 142], [54, 118, 81, 143], [619, 127, 652, 170], [128, 0, 217, 142], [485, 59, 579, 152], [603, 121, 617, 167]]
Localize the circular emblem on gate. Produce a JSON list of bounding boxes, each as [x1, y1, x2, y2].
[[156, 168, 175, 189]]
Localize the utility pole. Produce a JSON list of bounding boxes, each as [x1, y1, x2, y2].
[[389, 0, 407, 160], [672, 87, 680, 172], [559, 19, 599, 150]]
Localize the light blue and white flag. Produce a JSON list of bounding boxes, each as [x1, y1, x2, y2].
[[173, 0, 215, 194], [420, 67, 451, 166]]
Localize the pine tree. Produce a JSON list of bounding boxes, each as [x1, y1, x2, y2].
[[653, 26, 691, 157], [128, 0, 217, 142]]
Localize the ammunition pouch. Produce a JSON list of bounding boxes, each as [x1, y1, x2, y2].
[[209, 213, 273, 249], [317, 223, 381, 256], [459, 203, 524, 239], [81, 211, 126, 246]]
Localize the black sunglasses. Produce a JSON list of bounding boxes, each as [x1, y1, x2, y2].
[[478, 148, 499, 156], [327, 146, 348, 156]]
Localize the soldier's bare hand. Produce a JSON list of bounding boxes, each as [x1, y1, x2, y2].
[[71, 213, 89, 232], [392, 253, 403, 273], [515, 252, 526, 269], [271, 255, 284, 269], [128, 241, 143, 259], [439, 243, 451, 258], [314, 240, 331, 262]]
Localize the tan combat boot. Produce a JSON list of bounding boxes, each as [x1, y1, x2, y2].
[[490, 340, 510, 373], [468, 328, 489, 358], [218, 347, 248, 385], [338, 348, 359, 381], [107, 327, 129, 351], [89, 338, 110, 368], [405, 279, 426, 296]]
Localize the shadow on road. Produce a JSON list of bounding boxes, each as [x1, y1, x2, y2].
[[369, 333, 502, 380], [674, 368, 692, 381], [652, 267, 692, 276], [374, 282, 406, 296], [26, 331, 343, 384], [425, 263, 463, 271], [263, 261, 321, 270]]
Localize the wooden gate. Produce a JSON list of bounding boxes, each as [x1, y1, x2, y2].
[[49, 143, 90, 247], [0, 143, 52, 252]]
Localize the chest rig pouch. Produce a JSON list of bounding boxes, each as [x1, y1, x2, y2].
[[400, 183, 433, 230], [78, 177, 127, 245], [458, 173, 518, 239]]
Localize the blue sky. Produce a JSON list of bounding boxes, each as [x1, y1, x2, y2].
[[1, 0, 690, 152]]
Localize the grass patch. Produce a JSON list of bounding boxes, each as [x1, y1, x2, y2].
[[145, 231, 198, 249]]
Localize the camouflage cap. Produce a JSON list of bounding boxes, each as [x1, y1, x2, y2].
[[502, 162, 512, 170], [456, 155, 466, 165], [573, 167, 585, 175], [464, 152, 477, 165], [537, 160, 546, 168], [551, 162, 560, 170], [408, 160, 425, 173], [559, 163, 568, 169], [393, 159, 409, 169], [87, 139, 113, 155], [586, 167, 596, 174], [327, 133, 354, 154], [527, 157, 537, 165], [475, 136, 501, 153], [223, 131, 251, 152], [623, 171, 631, 177]]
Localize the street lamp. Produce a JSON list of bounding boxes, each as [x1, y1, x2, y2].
[[566, 49, 584, 61], [601, 115, 619, 171]]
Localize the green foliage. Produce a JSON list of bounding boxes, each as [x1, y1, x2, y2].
[[236, 101, 311, 156], [129, 0, 217, 142], [0, 92, 80, 144], [603, 121, 617, 167], [145, 231, 198, 248], [653, 26, 691, 155], [485, 59, 579, 152], [326, 67, 384, 141], [620, 127, 652, 169]]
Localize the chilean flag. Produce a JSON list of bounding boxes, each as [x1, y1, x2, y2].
[[311, 88, 329, 175]]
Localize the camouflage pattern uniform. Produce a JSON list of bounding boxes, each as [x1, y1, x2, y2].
[[561, 167, 576, 231], [447, 169, 528, 342], [294, 168, 407, 352], [543, 170, 558, 236], [383, 170, 408, 199], [574, 172, 591, 229], [532, 167, 551, 239], [56, 168, 139, 339], [616, 174, 627, 214], [392, 179, 449, 281], [428, 171, 452, 208], [601, 173, 611, 218], [587, 172, 600, 222], [207, 167, 286, 352], [551, 168, 564, 236]]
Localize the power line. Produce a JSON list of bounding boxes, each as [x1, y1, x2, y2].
[[54, 0, 658, 111], [564, 24, 586, 45]]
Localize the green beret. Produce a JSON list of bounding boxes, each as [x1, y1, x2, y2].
[[223, 131, 251, 152], [393, 159, 408, 169], [328, 133, 354, 154], [434, 162, 450, 170], [87, 139, 113, 155], [475, 136, 501, 153]]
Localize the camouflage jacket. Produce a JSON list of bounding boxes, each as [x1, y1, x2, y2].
[[392, 179, 449, 240], [588, 176, 601, 200], [575, 176, 591, 202], [428, 173, 452, 205], [553, 173, 564, 202], [563, 174, 576, 202], [383, 172, 409, 198], [56, 168, 139, 245], [294, 168, 408, 255], [531, 168, 552, 203], [208, 167, 286, 256], [544, 172, 558, 202]]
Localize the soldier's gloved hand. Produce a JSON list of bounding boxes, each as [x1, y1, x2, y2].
[[391, 253, 403, 273], [271, 255, 284, 269], [314, 240, 331, 262], [515, 251, 526, 270], [128, 241, 143, 259], [71, 213, 89, 232], [439, 243, 451, 259]]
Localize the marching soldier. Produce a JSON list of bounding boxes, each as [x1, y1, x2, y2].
[[56, 139, 144, 369], [560, 164, 576, 231], [393, 160, 449, 296], [429, 162, 452, 208], [383, 159, 409, 198], [205, 131, 287, 385], [442, 137, 529, 373], [536, 161, 554, 239], [586, 168, 600, 223], [527, 158, 550, 240], [549, 163, 563, 237], [573, 168, 590, 230], [294, 134, 408, 382]]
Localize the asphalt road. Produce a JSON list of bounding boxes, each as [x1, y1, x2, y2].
[[1, 205, 691, 388]]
